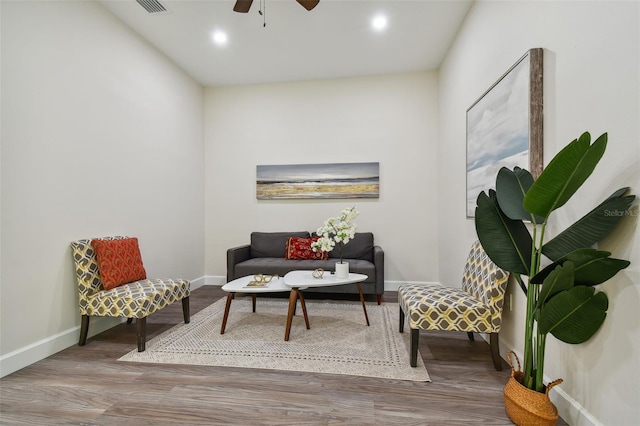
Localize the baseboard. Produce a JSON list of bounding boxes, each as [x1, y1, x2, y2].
[[189, 275, 207, 289], [499, 345, 601, 426], [204, 275, 225, 286], [0, 316, 121, 378], [384, 280, 440, 292], [1, 275, 208, 379], [551, 386, 603, 426]]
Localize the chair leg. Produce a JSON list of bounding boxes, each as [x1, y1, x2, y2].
[[399, 306, 405, 333], [137, 317, 147, 352], [410, 328, 419, 367], [467, 331, 474, 341], [376, 294, 382, 305], [79, 315, 90, 346], [490, 332, 503, 371], [182, 296, 190, 324]]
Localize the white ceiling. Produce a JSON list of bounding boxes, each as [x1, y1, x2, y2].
[[100, 0, 473, 87]]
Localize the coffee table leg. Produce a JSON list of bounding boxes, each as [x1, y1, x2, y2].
[[356, 283, 370, 326], [284, 288, 298, 341], [297, 290, 310, 329], [220, 292, 235, 334]]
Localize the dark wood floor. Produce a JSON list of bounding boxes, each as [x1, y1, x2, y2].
[[0, 286, 567, 425]]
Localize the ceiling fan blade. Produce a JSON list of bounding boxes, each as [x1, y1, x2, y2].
[[296, 0, 319, 11], [233, 0, 253, 13]]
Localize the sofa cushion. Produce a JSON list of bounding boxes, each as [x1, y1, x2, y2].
[[328, 232, 374, 262], [251, 232, 310, 258], [234, 258, 376, 284], [91, 237, 147, 290], [286, 237, 328, 260]]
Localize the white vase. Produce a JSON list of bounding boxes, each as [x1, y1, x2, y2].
[[335, 261, 349, 279]]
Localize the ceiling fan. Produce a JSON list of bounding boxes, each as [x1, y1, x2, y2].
[[233, 0, 320, 13]]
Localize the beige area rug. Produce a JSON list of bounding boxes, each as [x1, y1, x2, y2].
[[119, 297, 430, 382]]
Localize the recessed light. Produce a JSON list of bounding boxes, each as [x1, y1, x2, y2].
[[372, 14, 388, 31], [211, 30, 228, 46]]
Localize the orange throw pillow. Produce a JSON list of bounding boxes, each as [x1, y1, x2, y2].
[[285, 237, 329, 260], [91, 238, 147, 290]]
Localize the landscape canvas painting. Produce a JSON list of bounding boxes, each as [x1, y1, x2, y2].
[[257, 162, 380, 199], [466, 49, 543, 218]]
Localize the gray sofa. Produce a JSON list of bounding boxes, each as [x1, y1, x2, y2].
[[227, 231, 384, 304]]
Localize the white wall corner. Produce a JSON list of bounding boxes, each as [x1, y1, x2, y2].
[[189, 276, 208, 290], [204, 275, 226, 286]]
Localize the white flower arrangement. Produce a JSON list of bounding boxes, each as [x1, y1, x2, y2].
[[311, 207, 359, 263]]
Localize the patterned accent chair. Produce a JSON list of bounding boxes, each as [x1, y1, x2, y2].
[[398, 240, 509, 370], [71, 236, 191, 352]]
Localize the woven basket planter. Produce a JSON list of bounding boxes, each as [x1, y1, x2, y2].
[[503, 351, 563, 426]]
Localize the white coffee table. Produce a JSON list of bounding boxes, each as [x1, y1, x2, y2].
[[220, 275, 310, 335], [283, 270, 370, 341]]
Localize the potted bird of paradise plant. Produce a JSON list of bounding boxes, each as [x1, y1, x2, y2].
[[474, 131, 635, 425]]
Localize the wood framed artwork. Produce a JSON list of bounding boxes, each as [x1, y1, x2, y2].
[[256, 162, 379, 200], [466, 48, 543, 218]]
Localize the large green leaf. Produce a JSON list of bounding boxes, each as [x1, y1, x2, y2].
[[532, 248, 630, 285], [543, 188, 636, 260], [496, 167, 544, 223], [538, 286, 608, 344], [574, 256, 630, 285], [524, 132, 607, 219], [537, 262, 575, 307], [475, 190, 532, 275]]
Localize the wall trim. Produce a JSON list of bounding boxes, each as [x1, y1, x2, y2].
[[384, 280, 440, 292], [189, 276, 207, 290], [0, 316, 121, 378], [204, 275, 226, 286], [0, 275, 207, 379]]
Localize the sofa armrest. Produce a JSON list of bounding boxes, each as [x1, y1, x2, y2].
[[373, 245, 385, 295], [227, 244, 251, 282]]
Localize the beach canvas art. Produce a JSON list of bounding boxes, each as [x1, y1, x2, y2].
[[466, 49, 543, 218], [257, 162, 379, 199]]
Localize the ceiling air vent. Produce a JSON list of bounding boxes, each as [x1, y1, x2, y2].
[[136, 0, 167, 14]]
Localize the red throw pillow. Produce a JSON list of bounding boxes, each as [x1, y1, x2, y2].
[[91, 238, 147, 290], [285, 237, 329, 260]]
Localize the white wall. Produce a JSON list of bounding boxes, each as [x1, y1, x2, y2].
[[438, 1, 639, 425], [204, 72, 439, 287], [0, 1, 205, 375]]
